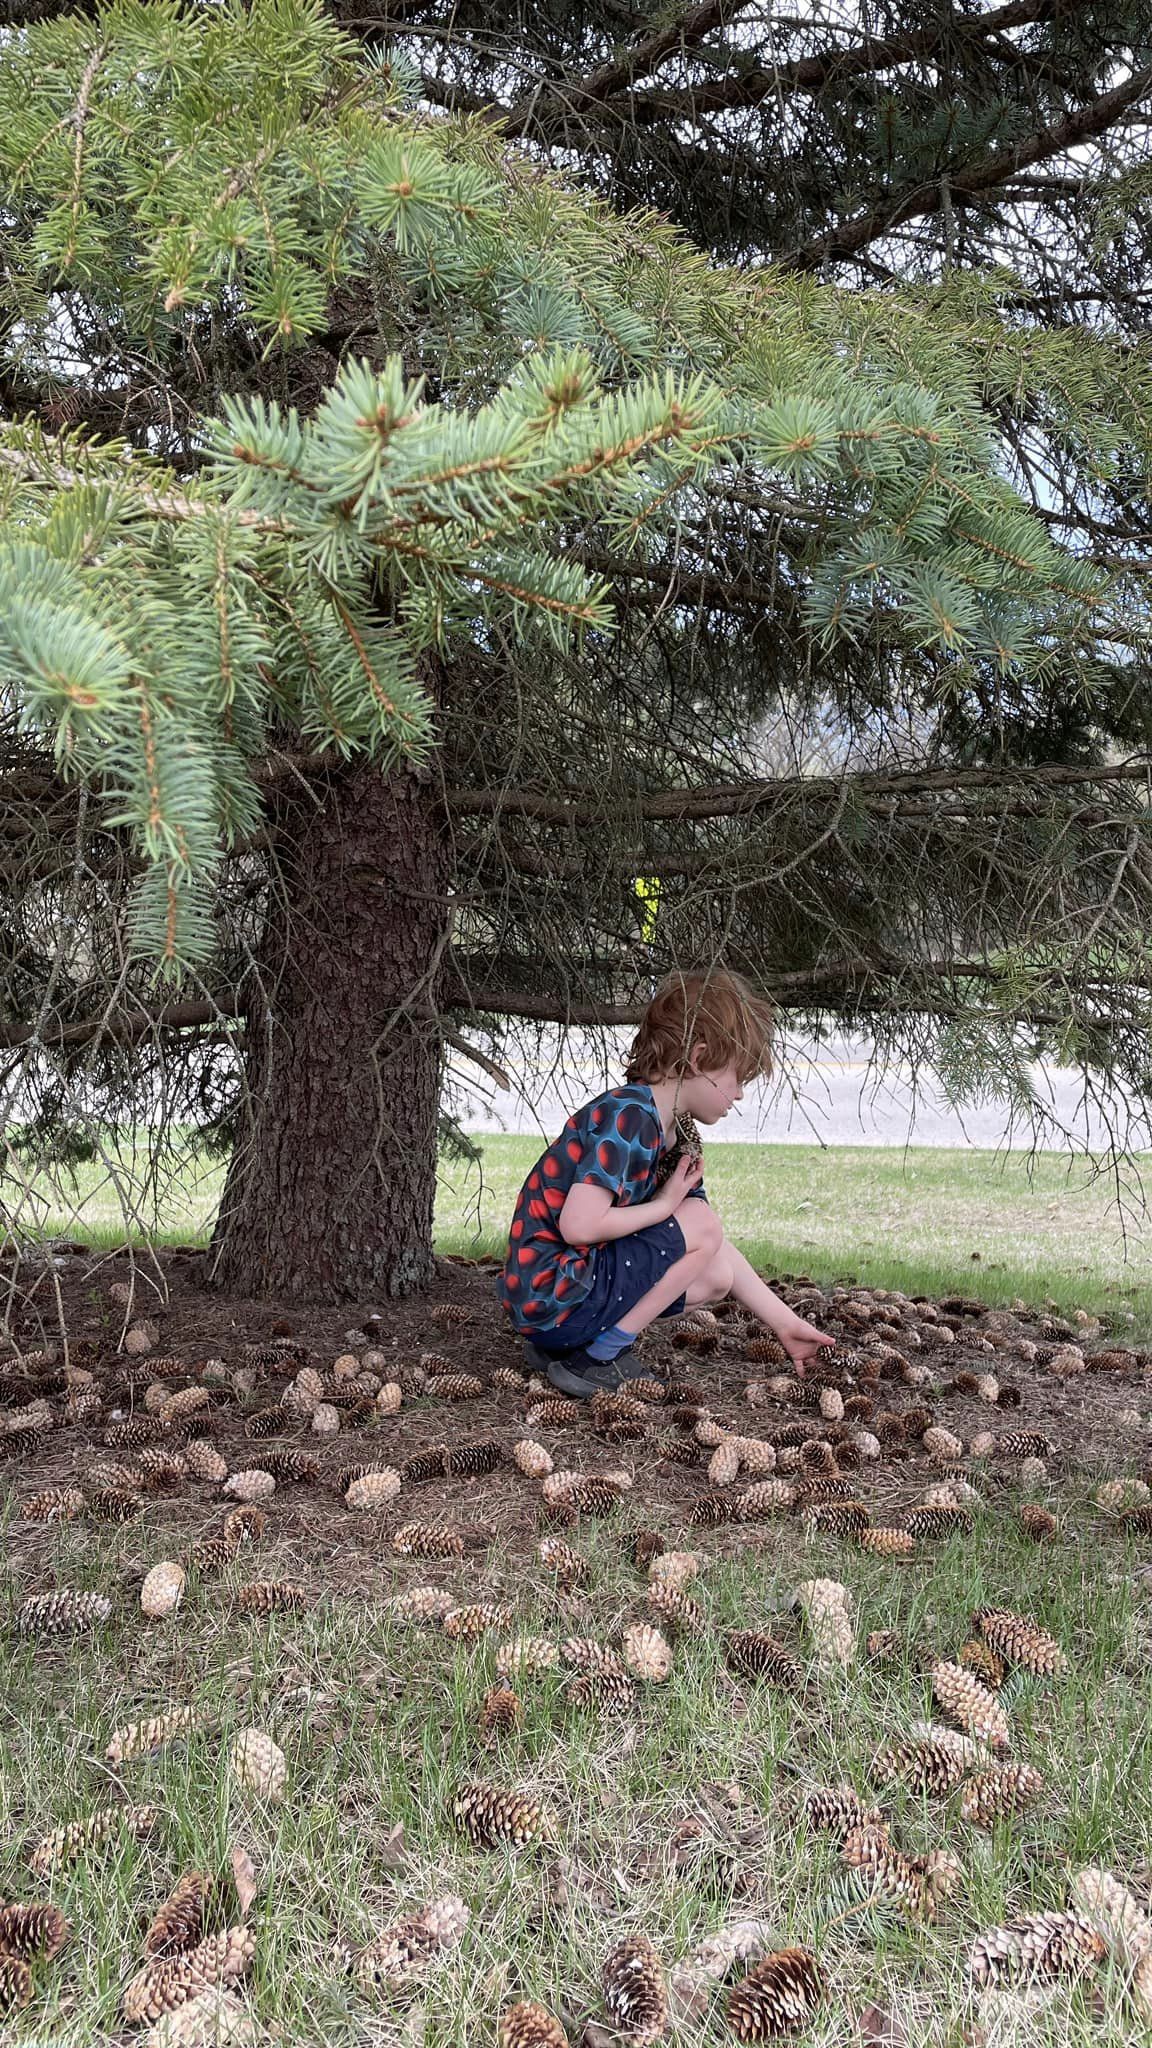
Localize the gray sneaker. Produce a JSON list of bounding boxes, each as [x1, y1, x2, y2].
[[524, 1342, 635, 1399]]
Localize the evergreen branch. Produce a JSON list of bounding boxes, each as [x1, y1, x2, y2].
[[0, 996, 244, 1048], [778, 62, 1152, 272], [500, 0, 753, 137]]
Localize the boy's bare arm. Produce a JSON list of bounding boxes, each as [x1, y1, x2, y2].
[[725, 1242, 834, 1362], [559, 1154, 701, 1246]]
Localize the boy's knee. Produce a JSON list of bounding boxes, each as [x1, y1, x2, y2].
[[686, 1248, 735, 1305]]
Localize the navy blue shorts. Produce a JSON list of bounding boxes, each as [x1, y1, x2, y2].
[[525, 1214, 689, 1354]]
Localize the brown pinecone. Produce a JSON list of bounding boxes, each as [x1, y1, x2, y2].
[[0, 1901, 69, 1959], [566, 1668, 637, 1711], [687, 1490, 735, 1527], [969, 1910, 1106, 1987], [453, 1781, 550, 1848], [244, 1407, 284, 1439], [865, 1628, 902, 1663], [121, 1925, 256, 2023], [0, 1957, 32, 2014], [1121, 1505, 1152, 1534], [524, 1397, 582, 1428], [658, 1436, 702, 1467], [443, 1603, 514, 1643], [499, 1998, 569, 2047], [858, 1526, 914, 1558], [996, 1430, 1054, 1459], [393, 1523, 465, 1558], [17, 1589, 112, 1637], [445, 1441, 504, 1477], [632, 1529, 666, 1568], [743, 1334, 789, 1365], [389, 1586, 457, 1624], [973, 1607, 1068, 1677], [793, 1477, 852, 1507], [622, 1622, 673, 1682], [1018, 1504, 1057, 1541], [803, 1786, 884, 1841], [144, 1873, 213, 1957], [105, 1417, 170, 1448], [402, 1447, 448, 1482], [431, 1303, 470, 1327], [567, 1478, 624, 1515], [234, 1580, 308, 1615], [537, 1536, 591, 1588], [807, 1500, 869, 1537], [842, 1394, 875, 1420], [86, 1486, 143, 1522], [256, 1450, 318, 1485], [960, 1763, 1046, 1826], [1069, 1867, 1152, 1966], [185, 1535, 236, 1574], [185, 1440, 228, 1484], [492, 1368, 528, 1393], [629, 1377, 669, 1404], [426, 1373, 484, 1401], [222, 1505, 266, 1547], [480, 1685, 523, 1734], [904, 1504, 973, 1538], [135, 1448, 188, 1490], [841, 1824, 933, 1920], [724, 1631, 803, 1686], [30, 1802, 158, 1876], [798, 1438, 839, 1476], [673, 1326, 718, 1353], [727, 1947, 824, 2040], [497, 1636, 561, 1677], [931, 1660, 1011, 1749], [601, 1934, 667, 2044], [736, 1478, 796, 1519], [958, 1637, 1006, 1689], [106, 1705, 208, 1763], [20, 1486, 85, 1522], [645, 1582, 704, 1634], [870, 1736, 967, 1796]]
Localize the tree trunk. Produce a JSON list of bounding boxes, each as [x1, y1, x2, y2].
[[208, 762, 449, 1302]]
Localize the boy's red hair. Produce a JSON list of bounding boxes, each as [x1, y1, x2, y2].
[[625, 969, 775, 1085]]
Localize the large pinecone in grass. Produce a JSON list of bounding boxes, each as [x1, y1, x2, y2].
[[235, 1581, 308, 1615], [803, 1786, 884, 1842], [645, 1583, 704, 1634], [0, 1957, 32, 2014], [480, 1686, 523, 1734], [724, 1631, 802, 1686], [256, 1450, 318, 1485], [858, 1526, 914, 1558], [566, 1669, 637, 1711], [106, 1706, 207, 1764], [446, 1440, 505, 1477], [931, 1660, 1010, 1749], [601, 1934, 667, 2044], [145, 1874, 213, 1957], [353, 1895, 469, 1991], [86, 1486, 143, 1523], [453, 1781, 550, 1848], [121, 1926, 256, 2023], [393, 1523, 465, 1558], [958, 1638, 1006, 1689], [727, 1947, 824, 2039], [841, 1824, 933, 1920], [969, 1910, 1106, 1986], [20, 1486, 86, 1522], [443, 1603, 514, 1644], [688, 1491, 735, 1527], [426, 1372, 484, 1400], [972, 1607, 1068, 1676], [30, 1803, 159, 1876], [1122, 1505, 1152, 1534], [1069, 1867, 1152, 1965], [500, 1999, 569, 2047], [904, 1504, 973, 1538], [401, 1447, 448, 1482], [870, 1735, 967, 1797], [17, 1590, 112, 1636], [537, 1537, 590, 1588], [960, 1763, 1046, 1826], [0, 1902, 69, 1959]]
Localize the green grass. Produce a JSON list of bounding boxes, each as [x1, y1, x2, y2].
[[7, 1134, 1152, 1332]]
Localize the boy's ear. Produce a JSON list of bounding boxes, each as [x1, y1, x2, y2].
[[686, 1038, 707, 1074]]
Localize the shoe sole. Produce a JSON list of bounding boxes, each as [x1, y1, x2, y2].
[[542, 1356, 626, 1399]]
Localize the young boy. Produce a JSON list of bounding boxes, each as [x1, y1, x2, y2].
[[497, 968, 835, 1397]]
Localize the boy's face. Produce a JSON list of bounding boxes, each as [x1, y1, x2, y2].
[[678, 1057, 747, 1125]]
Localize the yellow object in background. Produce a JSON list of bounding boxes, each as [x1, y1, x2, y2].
[[634, 875, 660, 942]]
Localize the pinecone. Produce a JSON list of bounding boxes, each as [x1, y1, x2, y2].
[[443, 1602, 514, 1643], [106, 1706, 208, 1764], [229, 1728, 287, 1801], [806, 1500, 869, 1537], [499, 1999, 569, 2047], [444, 1440, 504, 1478], [1122, 1505, 1152, 1534], [392, 1523, 465, 1557], [564, 1477, 624, 1516], [798, 1438, 839, 1476], [633, 1529, 666, 1568], [495, 1636, 560, 1678], [145, 1873, 213, 1958], [922, 1425, 964, 1464], [707, 1439, 743, 1486], [659, 1437, 702, 1467], [792, 1477, 852, 1507], [931, 1661, 1010, 1749], [430, 1303, 470, 1327], [871, 1735, 967, 1796], [21, 1486, 85, 1522], [648, 1548, 700, 1589], [794, 1578, 855, 1669], [17, 1589, 112, 1636], [743, 1335, 789, 1365], [389, 1586, 457, 1623], [727, 1947, 824, 2040], [841, 1824, 933, 1920], [353, 1894, 469, 1991], [480, 1685, 523, 1734], [86, 1486, 143, 1522], [560, 1636, 622, 1673], [969, 1910, 1106, 1987], [566, 1669, 637, 1711], [513, 1440, 554, 1480], [29, 1802, 158, 1875], [185, 1536, 236, 1574], [803, 1786, 884, 1841], [135, 1448, 188, 1490], [673, 1326, 718, 1353], [235, 1580, 308, 1615], [904, 1505, 973, 1538], [524, 1397, 582, 1428], [105, 1417, 170, 1448], [629, 1377, 669, 1404], [375, 1382, 403, 1416], [734, 1435, 777, 1476], [958, 1637, 1006, 1688], [858, 1526, 914, 1558], [0, 1957, 32, 2014], [1069, 1867, 1152, 1965], [724, 1631, 803, 1686], [693, 1416, 728, 1448], [960, 1763, 1046, 1826], [0, 1901, 69, 1959], [256, 1450, 318, 1485], [1096, 1477, 1150, 1513], [243, 1407, 283, 1439], [1018, 1504, 1057, 1541], [997, 1430, 1054, 1459], [736, 1478, 796, 1519], [345, 1469, 402, 1510], [865, 1628, 902, 1662], [402, 1448, 448, 1482], [141, 1562, 186, 1619], [688, 1490, 735, 1526], [185, 1440, 228, 1484], [973, 1606, 1068, 1677], [222, 1469, 275, 1504], [222, 1505, 266, 1546], [426, 1373, 484, 1401], [453, 1780, 551, 1848], [141, 1988, 255, 2047], [492, 1368, 527, 1393], [601, 1934, 667, 2044], [645, 1582, 704, 1634], [621, 1622, 673, 1682], [537, 1536, 590, 1587], [121, 1926, 256, 2024]]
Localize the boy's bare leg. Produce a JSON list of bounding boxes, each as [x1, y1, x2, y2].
[[614, 1202, 723, 1339]]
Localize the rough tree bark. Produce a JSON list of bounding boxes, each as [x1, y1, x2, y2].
[[208, 761, 450, 1302]]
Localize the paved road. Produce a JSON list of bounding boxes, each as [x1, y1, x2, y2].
[[454, 1029, 1150, 1153]]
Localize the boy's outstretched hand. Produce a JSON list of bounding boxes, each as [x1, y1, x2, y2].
[[776, 1313, 836, 1369]]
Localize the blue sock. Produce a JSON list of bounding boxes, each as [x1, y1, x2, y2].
[[587, 1323, 635, 1362]]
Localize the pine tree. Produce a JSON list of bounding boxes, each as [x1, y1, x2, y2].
[[0, 0, 1150, 1297]]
